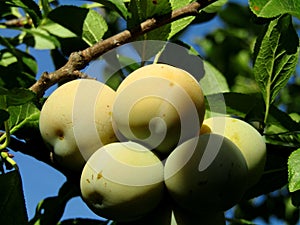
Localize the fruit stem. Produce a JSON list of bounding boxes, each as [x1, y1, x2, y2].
[[0, 151, 18, 170]]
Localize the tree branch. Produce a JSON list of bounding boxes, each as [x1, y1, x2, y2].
[[29, 0, 216, 97]]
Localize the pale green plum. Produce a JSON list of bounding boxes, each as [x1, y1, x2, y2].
[[164, 134, 248, 212], [200, 116, 266, 187], [80, 141, 165, 222], [39, 79, 118, 171], [112, 63, 205, 155]]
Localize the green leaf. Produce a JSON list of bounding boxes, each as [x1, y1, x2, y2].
[[265, 131, 300, 147], [126, 0, 198, 60], [41, 19, 77, 38], [249, 0, 300, 19], [205, 92, 263, 119], [201, 61, 229, 95], [127, 0, 172, 53], [83, 9, 108, 45], [167, 0, 195, 39], [0, 49, 37, 88], [288, 148, 300, 192], [266, 107, 300, 133], [7, 102, 40, 134], [0, 50, 18, 67], [0, 88, 36, 114], [157, 40, 229, 95], [30, 181, 79, 225], [7, 88, 36, 106], [253, 14, 299, 117], [289, 113, 300, 123], [0, 170, 28, 225], [127, 0, 195, 44], [40, 0, 51, 15], [4, 0, 42, 26], [0, 42, 38, 75], [202, 0, 228, 13], [48, 6, 108, 46], [205, 92, 300, 136], [21, 28, 60, 49], [117, 55, 140, 74], [128, 0, 171, 28], [83, 0, 128, 18]]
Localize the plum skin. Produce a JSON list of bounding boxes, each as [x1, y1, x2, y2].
[[112, 63, 205, 155], [80, 141, 165, 222], [39, 79, 117, 171], [200, 116, 267, 187], [164, 133, 248, 213]]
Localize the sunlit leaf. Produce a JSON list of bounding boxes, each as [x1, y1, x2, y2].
[[7, 102, 40, 134], [288, 148, 300, 192], [201, 61, 229, 95], [168, 0, 195, 39], [41, 19, 77, 38], [83, 0, 128, 18], [202, 0, 227, 13], [83, 9, 108, 45], [0, 50, 17, 67], [21, 28, 60, 49], [48, 6, 108, 46], [253, 14, 299, 110], [249, 0, 300, 19]]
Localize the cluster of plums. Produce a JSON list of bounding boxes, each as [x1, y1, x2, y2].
[[39, 63, 266, 224]]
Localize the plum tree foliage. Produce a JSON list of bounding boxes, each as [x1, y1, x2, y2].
[[0, 0, 300, 225]]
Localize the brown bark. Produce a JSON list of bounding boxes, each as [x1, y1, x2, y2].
[[29, 0, 216, 97]]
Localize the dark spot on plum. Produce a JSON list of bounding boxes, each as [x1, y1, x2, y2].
[[56, 130, 64, 140], [97, 171, 103, 179]]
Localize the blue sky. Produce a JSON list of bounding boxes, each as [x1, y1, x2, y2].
[[2, 0, 297, 224]]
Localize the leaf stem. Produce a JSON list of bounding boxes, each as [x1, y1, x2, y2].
[[0, 120, 11, 150]]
